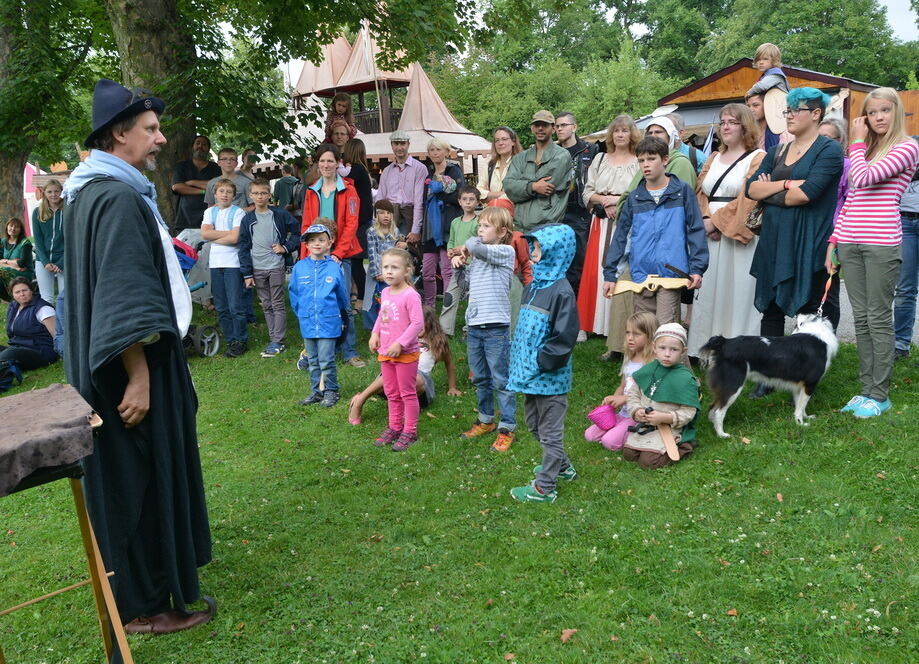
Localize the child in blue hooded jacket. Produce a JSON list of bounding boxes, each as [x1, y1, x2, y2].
[[507, 223, 580, 503], [290, 222, 350, 408]]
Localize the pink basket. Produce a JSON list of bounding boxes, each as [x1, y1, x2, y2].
[[587, 403, 618, 430]]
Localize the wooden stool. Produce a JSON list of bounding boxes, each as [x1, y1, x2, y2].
[[0, 385, 134, 664], [1, 462, 134, 664]]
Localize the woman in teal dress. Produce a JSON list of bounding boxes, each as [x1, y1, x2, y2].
[[1, 217, 34, 301], [747, 87, 843, 338]]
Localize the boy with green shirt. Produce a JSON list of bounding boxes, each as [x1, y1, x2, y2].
[[440, 186, 480, 335]]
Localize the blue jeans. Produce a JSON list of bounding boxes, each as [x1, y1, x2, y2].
[[467, 325, 516, 431], [894, 213, 919, 351], [53, 287, 65, 357], [304, 338, 338, 394], [211, 267, 248, 343], [336, 259, 358, 360]]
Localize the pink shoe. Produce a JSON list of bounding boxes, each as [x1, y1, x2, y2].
[[348, 396, 363, 426]]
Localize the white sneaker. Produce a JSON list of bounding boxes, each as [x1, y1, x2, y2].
[[576, 330, 588, 343]]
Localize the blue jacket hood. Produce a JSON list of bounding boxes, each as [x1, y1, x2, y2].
[[525, 224, 575, 289]]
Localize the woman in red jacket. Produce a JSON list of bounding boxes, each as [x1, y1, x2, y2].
[[301, 143, 366, 366]]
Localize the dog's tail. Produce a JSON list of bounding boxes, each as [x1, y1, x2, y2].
[[698, 335, 726, 368]]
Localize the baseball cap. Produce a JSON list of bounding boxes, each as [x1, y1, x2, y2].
[[531, 110, 555, 125]]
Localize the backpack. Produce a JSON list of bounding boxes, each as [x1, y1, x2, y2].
[[0, 360, 23, 394]]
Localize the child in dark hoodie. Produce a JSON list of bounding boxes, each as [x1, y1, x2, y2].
[[507, 224, 580, 503]]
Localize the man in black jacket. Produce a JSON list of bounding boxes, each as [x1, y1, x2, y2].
[[555, 111, 597, 304]]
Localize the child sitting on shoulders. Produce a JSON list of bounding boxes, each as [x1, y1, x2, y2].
[[370, 247, 425, 452], [440, 185, 481, 336], [623, 323, 701, 469], [290, 221, 350, 408], [363, 199, 400, 327], [324, 92, 358, 143], [584, 312, 657, 450], [348, 306, 462, 425], [746, 43, 789, 98]]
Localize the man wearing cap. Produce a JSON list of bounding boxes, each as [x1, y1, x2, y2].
[[503, 110, 574, 234], [62, 79, 214, 638], [171, 134, 221, 231], [376, 129, 427, 240]]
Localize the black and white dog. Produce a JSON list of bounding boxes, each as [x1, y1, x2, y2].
[[699, 314, 839, 438]]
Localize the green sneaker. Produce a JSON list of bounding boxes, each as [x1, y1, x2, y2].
[[510, 483, 557, 503], [533, 464, 577, 482]]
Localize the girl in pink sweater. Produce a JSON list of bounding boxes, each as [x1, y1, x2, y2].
[[370, 247, 425, 450], [826, 87, 919, 418]]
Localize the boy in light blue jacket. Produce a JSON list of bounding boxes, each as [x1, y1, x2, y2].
[[289, 222, 350, 408], [507, 223, 580, 503]]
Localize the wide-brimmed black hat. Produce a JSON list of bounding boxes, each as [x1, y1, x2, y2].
[[84, 78, 165, 148]]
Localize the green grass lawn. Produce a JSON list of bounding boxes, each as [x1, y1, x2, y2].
[[2, 307, 918, 663]]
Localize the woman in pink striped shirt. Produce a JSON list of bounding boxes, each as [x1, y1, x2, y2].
[[827, 88, 919, 418]]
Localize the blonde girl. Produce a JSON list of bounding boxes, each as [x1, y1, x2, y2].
[[32, 178, 66, 303], [828, 87, 919, 418], [349, 305, 462, 425], [370, 247, 425, 450], [584, 312, 657, 450]]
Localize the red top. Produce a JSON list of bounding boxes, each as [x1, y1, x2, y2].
[[301, 179, 362, 260]]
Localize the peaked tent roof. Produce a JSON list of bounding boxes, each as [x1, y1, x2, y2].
[[334, 28, 413, 94], [397, 65, 472, 135], [294, 36, 353, 98]]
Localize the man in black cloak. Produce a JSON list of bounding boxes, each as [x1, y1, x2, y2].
[[62, 79, 214, 639]]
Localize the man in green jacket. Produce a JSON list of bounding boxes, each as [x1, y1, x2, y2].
[[503, 110, 574, 233]]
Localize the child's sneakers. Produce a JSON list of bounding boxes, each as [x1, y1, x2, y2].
[[491, 429, 514, 452], [532, 463, 577, 482], [297, 350, 310, 371], [510, 483, 557, 503], [298, 392, 323, 406], [461, 421, 496, 439], [320, 391, 340, 408], [374, 428, 401, 447], [852, 398, 892, 419], [392, 432, 418, 452], [261, 342, 286, 357]]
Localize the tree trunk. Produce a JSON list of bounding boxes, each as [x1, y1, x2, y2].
[[102, 0, 198, 227], [0, 148, 32, 226]]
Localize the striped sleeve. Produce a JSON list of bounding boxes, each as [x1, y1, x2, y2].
[[830, 140, 919, 246]]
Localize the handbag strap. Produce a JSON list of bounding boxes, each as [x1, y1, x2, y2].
[[708, 150, 754, 200]]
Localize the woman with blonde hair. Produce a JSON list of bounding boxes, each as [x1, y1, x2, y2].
[[687, 103, 765, 357], [421, 137, 465, 308], [826, 87, 919, 418], [579, 115, 640, 358], [31, 178, 66, 303]]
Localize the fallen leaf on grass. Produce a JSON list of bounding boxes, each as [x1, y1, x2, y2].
[[741, 437, 751, 445], [876, 472, 886, 480], [369, 534, 384, 542], [713, 459, 724, 464], [610, 635, 620, 642], [872, 544, 882, 553], [561, 628, 578, 643], [719, 559, 731, 566], [486, 598, 495, 607], [726, 608, 738, 616], [340, 468, 351, 473], [504, 654, 516, 661], [776, 493, 784, 502], [648, 614, 660, 625], [425, 412, 437, 419]]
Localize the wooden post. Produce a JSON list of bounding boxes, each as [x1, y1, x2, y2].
[[379, 82, 392, 133], [70, 479, 134, 664]]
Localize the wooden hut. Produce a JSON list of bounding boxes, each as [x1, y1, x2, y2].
[[656, 58, 918, 139]]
